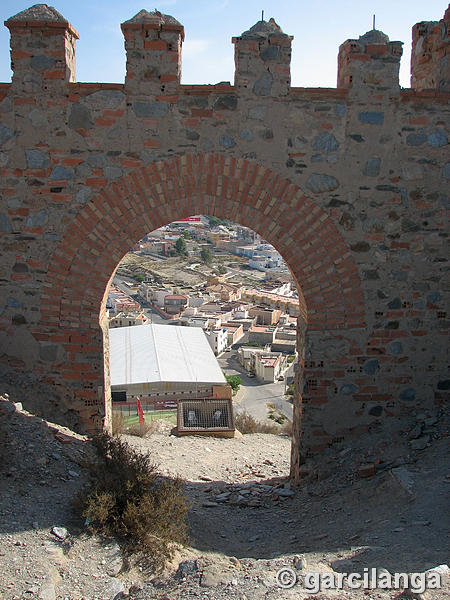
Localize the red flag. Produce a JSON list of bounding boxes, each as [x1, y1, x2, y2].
[[136, 398, 145, 426]]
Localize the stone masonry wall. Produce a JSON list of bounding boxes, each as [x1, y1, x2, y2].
[[0, 5, 448, 482], [411, 6, 450, 92]]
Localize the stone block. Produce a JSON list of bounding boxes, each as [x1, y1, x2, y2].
[[306, 173, 339, 193], [0, 123, 14, 145], [26, 149, 50, 169], [358, 112, 384, 125], [68, 104, 93, 130]]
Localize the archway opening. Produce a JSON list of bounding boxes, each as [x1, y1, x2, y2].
[[40, 153, 366, 485], [102, 213, 308, 557], [105, 216, 304, 423]]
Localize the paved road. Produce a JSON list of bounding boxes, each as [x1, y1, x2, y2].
[[217, 350, 293, 423]]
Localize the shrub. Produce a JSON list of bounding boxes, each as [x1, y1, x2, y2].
[[111, 411, 125, 435], [286, 383, 295, 396], [234, 411, 279, 434], [112, 412, 156, 437], [280, 419, 293, 437], [75, 433, 188, 572], [226, 374, 242, 393], [126, 421, 154, 437], [269, 412, 287, 425]]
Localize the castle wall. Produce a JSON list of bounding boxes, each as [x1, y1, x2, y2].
[[0, 6, 448, 481]]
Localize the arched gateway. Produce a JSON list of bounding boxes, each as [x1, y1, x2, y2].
[[0, 5, 448, 481], [41, 153, 365, 479]]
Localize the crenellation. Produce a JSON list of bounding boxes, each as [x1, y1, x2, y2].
[[233, 18, 293, 97], [4, 4, 79, 93], [121, 9, 184, 97], [411, 5, 450, 92], [337, 29, 403, 100]]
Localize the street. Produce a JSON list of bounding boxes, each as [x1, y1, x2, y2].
[[217, 349, 293, 423], [112, 275, 168, 325]]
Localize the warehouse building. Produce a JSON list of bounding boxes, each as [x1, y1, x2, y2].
[[109, 324, 230, 410]]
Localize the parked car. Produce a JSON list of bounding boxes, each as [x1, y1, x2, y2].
[[247, 372, 255, 378]]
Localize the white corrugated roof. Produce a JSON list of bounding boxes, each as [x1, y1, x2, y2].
[[109, 324, 226, 387]]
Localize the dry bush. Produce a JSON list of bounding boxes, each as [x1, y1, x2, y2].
[[112, 411, 154, 437], [280, 419, 293, 437], [268, 409, 287, 425], [111, 411, 125, 435], [234, 411, 280, 434], [75, 433, 188, 573], [126, 421, 154, 437]]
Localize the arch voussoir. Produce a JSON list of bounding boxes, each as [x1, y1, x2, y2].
[[38, 151, 366, 445]]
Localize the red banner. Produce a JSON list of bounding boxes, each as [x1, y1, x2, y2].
[[136, 398, 145, 425]]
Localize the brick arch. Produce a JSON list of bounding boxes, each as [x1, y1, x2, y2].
[[42, 153, 365, 332]]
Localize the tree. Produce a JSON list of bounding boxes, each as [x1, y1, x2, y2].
[[225, 374, 242, 394], [207, 216, 229, 228], [175, 236, 187, 256], [135, 274, 145, 283], [200, 247, 213, 265]]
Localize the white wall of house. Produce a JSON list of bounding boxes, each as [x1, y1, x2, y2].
[[204, 328, 228, 355]]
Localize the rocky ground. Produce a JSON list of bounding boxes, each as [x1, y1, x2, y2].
[[116, 251, 266, 289], [0, 394, 448, 600]]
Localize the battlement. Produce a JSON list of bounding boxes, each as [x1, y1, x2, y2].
[[0, 4, 448, 477], [232, 18, 293, 97], [3, 4, 450, 95], [337, 30, 403, 99], [4, 4, 78, 93], [411, 5, 450, 92], [121, 9, 184, 96]]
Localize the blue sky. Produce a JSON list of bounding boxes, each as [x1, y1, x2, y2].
[[0, 1, 447, 88]]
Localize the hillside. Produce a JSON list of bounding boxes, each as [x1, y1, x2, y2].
[[0, 394, 448, 599]]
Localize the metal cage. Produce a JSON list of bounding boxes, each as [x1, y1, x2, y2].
[[177, 398, 235, 436]]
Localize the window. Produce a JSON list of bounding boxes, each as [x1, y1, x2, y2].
[[112, 391, 126, 402]]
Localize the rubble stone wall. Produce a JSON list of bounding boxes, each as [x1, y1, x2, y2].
[[0, 6, 448, 481]]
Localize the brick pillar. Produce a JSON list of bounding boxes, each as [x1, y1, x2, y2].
[[338, 29, 403, 100], [121, 9, 184, 96], [232, 18, 293, 96], [411, 7, 450, 92], [5, 4, 78, 94], [33, 323, 110, 435], [290, 317, 306, 483]]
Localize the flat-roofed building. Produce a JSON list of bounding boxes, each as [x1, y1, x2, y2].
[[221, 322, 245, 346], [237, 346, 286, 382], [248, 305, 281, 325], [109, 311, 149, 328], [204, 327, 228, 355], [109, 324, 229, 409], [248, 324, 278, 345], [255, 352, 285, 382]]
